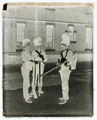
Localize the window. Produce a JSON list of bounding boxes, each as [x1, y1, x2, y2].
[[73, 31, 77, 43], [85, 26, 93, 51], [68, 25, 74, 42], [68, 25, 77, 43], [46, 24, 55, 51], [16, 23, 26, 50]]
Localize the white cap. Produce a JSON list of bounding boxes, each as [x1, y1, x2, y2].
[[22, 38, 30, 47], [34, 37, 42, 46], [61, 34, 70, 46]]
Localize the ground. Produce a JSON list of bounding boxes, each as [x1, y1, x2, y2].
[[3, 62, 93, 117]]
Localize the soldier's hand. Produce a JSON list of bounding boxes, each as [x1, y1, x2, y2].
[[34, 61, 39, 64]]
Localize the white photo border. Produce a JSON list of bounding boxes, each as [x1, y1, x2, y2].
[[0, 0, 97, 120]]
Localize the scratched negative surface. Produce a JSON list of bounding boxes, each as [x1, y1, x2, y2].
[[3, 3, 93, 117]]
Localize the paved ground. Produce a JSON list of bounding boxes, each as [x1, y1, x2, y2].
[[3, 62, 93, 117], [3, 62, 93, 90]]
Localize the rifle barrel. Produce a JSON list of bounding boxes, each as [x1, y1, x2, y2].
[[41, 60, 67, 77]]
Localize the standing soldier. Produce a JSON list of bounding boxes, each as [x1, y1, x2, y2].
[[21, 38, 35, 103], [31, 37, 47, 98], [58, 30, 74, 105]]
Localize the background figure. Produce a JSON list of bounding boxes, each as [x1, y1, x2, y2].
[[58, 30, 74, 105], [31, 37, 47, 98], [21, 38, 35, 103]]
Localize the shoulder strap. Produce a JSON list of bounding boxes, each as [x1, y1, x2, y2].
[[61, 50, 64, 59], [35, 50, 40, 55], [61, 49, 69, 59], [65, 49, 69, 58], [35, 50, 44, 60]]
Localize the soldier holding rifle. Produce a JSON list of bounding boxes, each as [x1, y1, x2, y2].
[[58, 30, 74, 105], [31, 37, 47, 98]]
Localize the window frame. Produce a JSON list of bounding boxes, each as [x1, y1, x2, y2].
[[16, 22, 26, 51], [73, 30, 77, 43], [85, 26, 93, 51], [68, 24, 74, 43], [45, 23, 55, 51]]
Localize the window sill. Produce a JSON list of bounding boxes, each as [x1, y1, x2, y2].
[[45, 49, 55, 52], [16, 49, 22, 52], [70, 41, 77, 43], [85, 49, 93, 52]]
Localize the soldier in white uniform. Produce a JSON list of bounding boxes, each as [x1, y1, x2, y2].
[[21, 38, 35, 103], [58, 30, 74, 105], [31, 37, 47, 97]]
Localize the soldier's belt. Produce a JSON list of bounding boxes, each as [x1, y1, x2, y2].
[[30, 60, 45, 64], [23, 60, 36, 64]]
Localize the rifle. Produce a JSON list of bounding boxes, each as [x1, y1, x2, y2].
[[41, 60, 68, 77], [38, 62, 41, 96], [32, 64, 38, 99]]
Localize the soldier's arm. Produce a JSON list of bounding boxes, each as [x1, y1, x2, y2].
[[43, 51, 48, 62], [66, 50, 74, 65], [21, 51, 26, 62], [22, 51, 31, 62], [32, 51, 42, 62], [31, 51, 35, 61], [37, 50, 47, 62]]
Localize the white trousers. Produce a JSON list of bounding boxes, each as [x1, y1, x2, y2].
[[32, 62, 44, 92], [59, 65, 71, 100], [21, 61, 35, 100], [21, 67, 31, 101]]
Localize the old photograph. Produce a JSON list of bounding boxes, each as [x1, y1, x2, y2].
[[3, 3, 93, 116]]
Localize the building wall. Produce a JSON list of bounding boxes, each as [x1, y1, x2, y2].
[[3, 20, 91, 52], [3, 52, 93, 65], [3, 5, 92, 24], [3, 19, 16, 53], [37, 6, 92, 24], [3, 5, 93, 65]]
